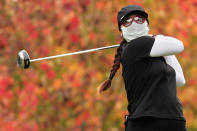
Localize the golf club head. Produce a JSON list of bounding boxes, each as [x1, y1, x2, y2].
[[17, 50, 30, 69]]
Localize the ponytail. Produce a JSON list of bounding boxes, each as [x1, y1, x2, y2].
[[97, 40, 126, 94]]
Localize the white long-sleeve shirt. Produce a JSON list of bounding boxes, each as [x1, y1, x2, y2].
[[163, 55, 186, 86], [149, 35, 186, 87]]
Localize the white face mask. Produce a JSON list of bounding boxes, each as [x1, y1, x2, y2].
[[121, 21, 149, 42]]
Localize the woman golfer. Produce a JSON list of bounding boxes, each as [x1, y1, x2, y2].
[[98, 5, 187, 131]]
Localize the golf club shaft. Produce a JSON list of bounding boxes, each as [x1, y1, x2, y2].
[[30, 44, 120, 62]]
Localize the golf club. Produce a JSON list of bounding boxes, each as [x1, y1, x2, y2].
[[17, 44, 120, 69]]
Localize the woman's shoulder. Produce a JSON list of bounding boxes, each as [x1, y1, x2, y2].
[[127, 35, 155, 45]]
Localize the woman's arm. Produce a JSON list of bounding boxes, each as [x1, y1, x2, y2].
[[150, 35, 184, 57], [164, 55, 186, 87]]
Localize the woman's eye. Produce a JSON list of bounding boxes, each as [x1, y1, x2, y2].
[[126, 18, 132, 23], [134, 17, 140, 21], [135, 17, 144, 22]]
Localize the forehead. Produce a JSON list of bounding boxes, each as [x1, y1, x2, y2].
[[121, 12, 145, 21]]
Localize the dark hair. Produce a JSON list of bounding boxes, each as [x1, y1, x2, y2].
[[97, 40, 126, 94]]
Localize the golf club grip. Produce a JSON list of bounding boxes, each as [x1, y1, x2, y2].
[[30, 44, 120, 62]]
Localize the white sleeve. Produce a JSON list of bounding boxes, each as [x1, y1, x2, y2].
[[150, 35, 184, 57], [164, 55, 186, 87]]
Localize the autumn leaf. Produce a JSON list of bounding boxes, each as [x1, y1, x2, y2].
[[47, 69, 56, 80], [70, 33, 80, 43], [96, 1, 105, 10], [0, 35, 8, 49], [70, 16, 80, 30]]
